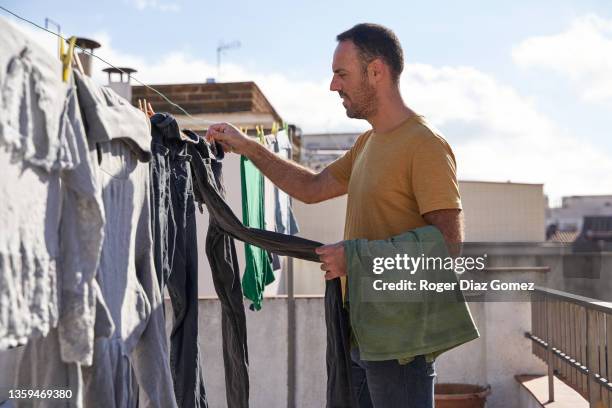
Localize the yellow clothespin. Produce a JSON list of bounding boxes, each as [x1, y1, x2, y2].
[[271, 122, 278, 135], [61, 36, 77, 82], [256, 125, 265, 144]]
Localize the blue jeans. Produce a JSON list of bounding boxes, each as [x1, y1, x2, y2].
[[351, 348, 436, 408]]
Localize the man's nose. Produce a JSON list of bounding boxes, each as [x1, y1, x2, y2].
[[329, 77, 340, 92]]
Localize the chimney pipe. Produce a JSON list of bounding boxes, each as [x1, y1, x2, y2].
[[102, 67, 137, 101], [74, 37, 101, 77]]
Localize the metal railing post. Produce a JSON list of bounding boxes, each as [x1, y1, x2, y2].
[[546, 295, 555, 402]]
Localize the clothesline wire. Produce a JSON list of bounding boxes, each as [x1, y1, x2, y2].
[[0, 4, 215, 124]]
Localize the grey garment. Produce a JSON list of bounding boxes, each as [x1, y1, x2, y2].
[[82, 138, 176, 408], [189, 139, 335, 407], [56, 82, 106, 365], [188, 136, 248, 408], [15, 330, 83, 408], [150, 116, 208, 407], [73, 70, 151, 162], [0, 141, 61, 349], [189, 139, 321, 262], [0, 18, 72, 172], [0, 18, 66, 349], [271, 131, 299, 235], [10, 80, 109, 408], [0, 19, 105, 356], [0, 347, 23, 405]]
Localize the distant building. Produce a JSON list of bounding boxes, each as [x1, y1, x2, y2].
[[572, 215, 612, 252], [547, 195, 612, 233], [132, 81, 284, 131], [459, 181, 546, 242], [300, 132, 360, 171]]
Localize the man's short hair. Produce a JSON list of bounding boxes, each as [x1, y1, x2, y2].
[[337, 23, 404, 82]]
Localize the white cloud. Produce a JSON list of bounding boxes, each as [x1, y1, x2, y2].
[[400, 63, 612, 205], [131, 0, 180, 12], [4, 17, 611, 203], [512, 14, 612, 102]]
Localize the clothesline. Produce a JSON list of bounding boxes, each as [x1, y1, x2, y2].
[[0, 5, 210, 124]]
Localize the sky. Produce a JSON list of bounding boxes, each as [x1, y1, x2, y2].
[[2, 0, 612, 205]]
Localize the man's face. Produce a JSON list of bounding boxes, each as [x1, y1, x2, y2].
[[330, 41, 378, 119]]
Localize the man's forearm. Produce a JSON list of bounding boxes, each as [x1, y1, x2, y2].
[[423, 209, 464, 257], [244, 141, 318, 203]]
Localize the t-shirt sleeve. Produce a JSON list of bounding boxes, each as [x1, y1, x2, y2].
[[412, 135, 462, 215], [325, 131, 368, 186], [326, 150, 353, 186]]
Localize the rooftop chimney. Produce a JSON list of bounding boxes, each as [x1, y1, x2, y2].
[[74, 37, 101, 77], [103, 67, 137, 101]]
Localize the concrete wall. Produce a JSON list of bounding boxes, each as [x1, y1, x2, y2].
[[291, 196, 347, 295], [182, 297, 327, 408], [180, 292, 548, 407]]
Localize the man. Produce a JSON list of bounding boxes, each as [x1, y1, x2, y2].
[[206, 23, 463, 408]]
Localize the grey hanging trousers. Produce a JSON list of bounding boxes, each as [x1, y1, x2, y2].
[[150, 113, 207, 408], [186, 136, 356, 408]]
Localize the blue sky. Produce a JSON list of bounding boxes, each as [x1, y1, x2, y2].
[[2, 0, 612, 203]]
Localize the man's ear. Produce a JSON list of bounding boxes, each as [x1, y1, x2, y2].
[[367, 58, 385, 84]]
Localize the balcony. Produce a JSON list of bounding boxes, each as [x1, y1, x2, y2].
[[523, 287, 612, 408]]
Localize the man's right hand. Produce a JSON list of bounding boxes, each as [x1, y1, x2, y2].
[[205, 123, 255, 156]]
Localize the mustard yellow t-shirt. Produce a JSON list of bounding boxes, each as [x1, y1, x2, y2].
[[327, 114, 461, 243], [327, 114, 462, 363]]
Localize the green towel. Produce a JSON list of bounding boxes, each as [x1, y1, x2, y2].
[[240, 155, 275, 311], [345, 225, 480, 361]]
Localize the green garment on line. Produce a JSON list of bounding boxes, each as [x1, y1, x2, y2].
[[240, 155, 275, 311], [345, 225, 480, 362]]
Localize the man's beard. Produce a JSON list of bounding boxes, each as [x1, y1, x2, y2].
[[341, 78, 378, 119]]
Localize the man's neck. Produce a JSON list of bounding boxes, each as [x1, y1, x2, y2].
[[367, 91, 416, 134]]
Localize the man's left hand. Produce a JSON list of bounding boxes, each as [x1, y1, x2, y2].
[[315, 241, 347, 280]]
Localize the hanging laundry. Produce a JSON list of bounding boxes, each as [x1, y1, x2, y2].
[[188, 138, 354, 407], [0, 17, 105, 363], [73, 71, 176, 408], [240, 155, 275, 311], [0, 17, 109, 408], [271, 129, 300, 235], [262, 136, 282, 273], [185, 132, 249, 408], [16, 83, 114, 408], [149, 114, 207, 408]]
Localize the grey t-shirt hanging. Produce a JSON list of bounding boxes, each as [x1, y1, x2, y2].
[[0, 18, 104, 362]]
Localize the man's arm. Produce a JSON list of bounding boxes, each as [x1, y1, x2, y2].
[[319, 209, 465, 280], [205, 123, 346, 204], [423, 209, 464, 256]]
